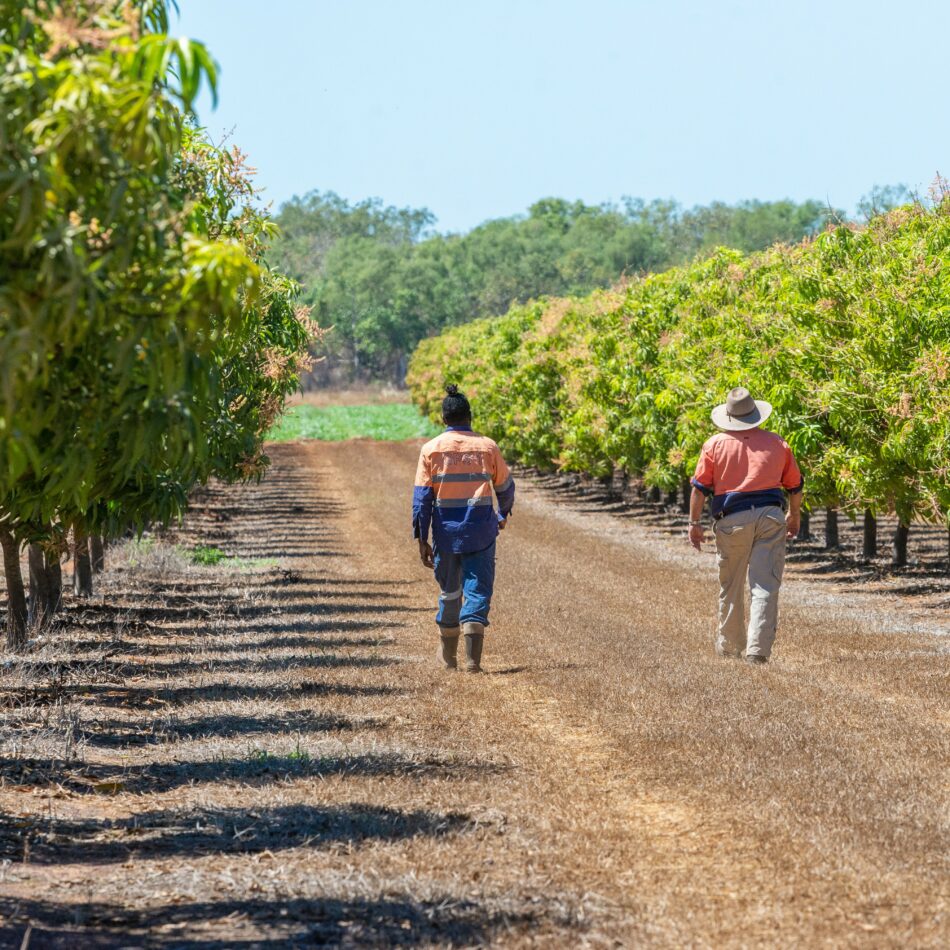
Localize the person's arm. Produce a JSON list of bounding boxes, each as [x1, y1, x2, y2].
[[688, 440, 715, 551], [780, 442, 804, 540], [786, 490, 802, 540], [688, 487, 707, 551], [412, 451, 435, 567], [493, 446, 515, 529]]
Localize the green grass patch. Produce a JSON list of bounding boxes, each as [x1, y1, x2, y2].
[[189, 545, 228, 566], [267, 403, 440, 442], [187, 545, 278, 570]]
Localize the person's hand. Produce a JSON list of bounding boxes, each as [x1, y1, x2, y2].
[[498, 511, 511, 531], [688, 523, 705, 551], [418, 539, 434, 569], [786, 513, 800, 540]]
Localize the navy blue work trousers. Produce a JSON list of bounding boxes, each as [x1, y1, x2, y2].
[[433, 542, 496, 628]]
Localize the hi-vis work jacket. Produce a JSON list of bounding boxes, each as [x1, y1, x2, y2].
[[412, 426, 516, 554]]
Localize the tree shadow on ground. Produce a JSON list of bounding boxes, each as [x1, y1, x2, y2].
[[95, 588, 408, 609], [194, 632, 397, 652], [0, 679, 403, 710], [94, 680, 403, 705], [11, 802, 475, 864], [231, 602, 427, 619], [67, 599, 404, 625], [521, 466, 950, 598], [0, 893, 562, 948], [64, 618, 405, 646], [138, 652, 398, 677], [48, 629, 396, 654], [83, 710, 387, 749], [0, 751, 510, 796]]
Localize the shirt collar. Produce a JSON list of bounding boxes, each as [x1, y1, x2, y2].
[[446, 425, 473, 432]]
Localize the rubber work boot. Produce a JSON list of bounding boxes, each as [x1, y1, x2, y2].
[[745, 654, 768, 665], [438, 627, 460, 670], [462, 622, 484, 673]]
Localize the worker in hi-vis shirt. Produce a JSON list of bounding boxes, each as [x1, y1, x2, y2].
[[688, 387, 804, 664], [412, 385, 515, 673]]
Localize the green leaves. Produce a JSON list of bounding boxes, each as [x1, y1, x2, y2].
[[0, 2, 316, 541], [271, 190, 836, 381], [409, 199, 950, 525]]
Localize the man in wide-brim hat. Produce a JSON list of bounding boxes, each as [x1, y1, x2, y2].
[[687, 387, 804, 664]]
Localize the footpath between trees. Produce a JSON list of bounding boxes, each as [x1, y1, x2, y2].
[[1, 441, 946, 947]]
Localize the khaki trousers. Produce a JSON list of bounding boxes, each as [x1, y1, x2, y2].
[[713, 505, 787, 658]]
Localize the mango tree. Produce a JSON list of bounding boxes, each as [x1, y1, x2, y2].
[[0, 2, 313, 647]]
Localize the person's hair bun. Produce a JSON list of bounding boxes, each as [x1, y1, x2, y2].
[[445, 384, 459, 396]]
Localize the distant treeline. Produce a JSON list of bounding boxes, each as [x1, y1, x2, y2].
[[268, 189, 903, 383]]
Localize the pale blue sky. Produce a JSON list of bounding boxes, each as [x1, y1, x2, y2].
[[175, 0, 949, 233]]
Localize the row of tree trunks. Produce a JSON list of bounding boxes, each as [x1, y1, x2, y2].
[[1, 530, 106, 649], [825, 508, 839, 549], [28, 543, 66, 627], [643, 489, 931, 571], [863, 510, 877, 559], [90, 535, 105, 574], [892, 522, 910, 568], [797, 510, 811, 540], [654, 481, 694, 513], [637, 482, 937, 571], [0, 528, 28, 650], [823, 508, 911, 566], [73, 528, 94, 598]]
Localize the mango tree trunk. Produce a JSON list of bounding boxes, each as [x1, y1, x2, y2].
[[650, 485, 661, 504], [46, 547, 63, 616], [89, 535, 105, 574], [862, 510, 877, 559], [825, 508, 839, 549], [73, 529, 93, 598], [597, 466, 617, 502], [0, 529, 28, 650], [28, 543, 53, 629], [680, 479, 691, 513], [892, 521, 910, 568], [28, 543, 63, 626], [665, 488, 678, 508], [797, 510, 811, 541]]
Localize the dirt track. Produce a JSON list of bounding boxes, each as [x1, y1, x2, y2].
[[1, 439, 947, 947]]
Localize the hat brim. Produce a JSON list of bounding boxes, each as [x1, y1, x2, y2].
[[711, 399, 772, 431]]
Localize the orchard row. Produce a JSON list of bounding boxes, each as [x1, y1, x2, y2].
[[0, 3, 315, 646], [408, 194, 950, 563]]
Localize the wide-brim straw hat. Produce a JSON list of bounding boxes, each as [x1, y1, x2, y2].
[[711, 387, 773, 431]]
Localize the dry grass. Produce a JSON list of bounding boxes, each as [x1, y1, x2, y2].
[[288, 385, 410, 408], [0, 440, 946, 947]]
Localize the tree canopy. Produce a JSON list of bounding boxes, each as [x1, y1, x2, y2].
[[0, 0, 315, 645], [270, 191, 839, 381], [408, 191, 950, 533]]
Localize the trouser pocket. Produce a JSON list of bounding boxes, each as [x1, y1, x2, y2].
[[760, 510, 787, 583]]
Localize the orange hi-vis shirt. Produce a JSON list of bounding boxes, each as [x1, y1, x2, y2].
[[412, 426, 515, 554], [691, 428, 803, 518]]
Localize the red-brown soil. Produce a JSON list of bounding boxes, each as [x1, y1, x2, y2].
[[1, 440, 947, 947]]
